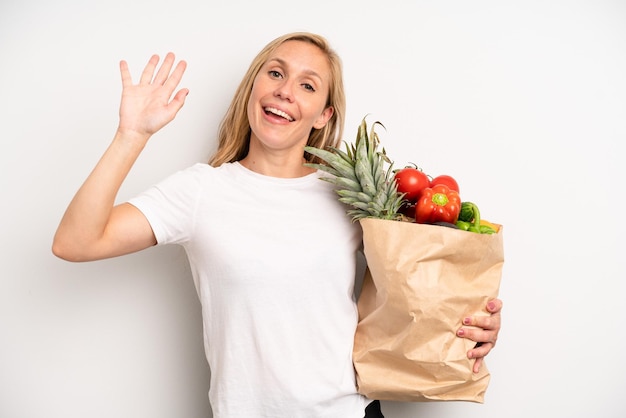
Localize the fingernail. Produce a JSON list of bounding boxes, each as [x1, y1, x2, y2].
[[487, 301, 495, 311], [457, 329, 465, 336], [463, 317, 471, 325]]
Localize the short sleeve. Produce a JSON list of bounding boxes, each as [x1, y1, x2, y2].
[[128, 163, 206, 245]]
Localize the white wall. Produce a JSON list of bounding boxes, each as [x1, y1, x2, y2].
[[1, 1, 624, 417]]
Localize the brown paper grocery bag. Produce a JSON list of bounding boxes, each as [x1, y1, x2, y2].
[[353, 218, 504, 403]]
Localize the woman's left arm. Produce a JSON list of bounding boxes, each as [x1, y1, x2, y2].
[[457, 298, 503, 373]]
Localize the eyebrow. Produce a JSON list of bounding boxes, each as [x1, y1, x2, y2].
[[268, 57, 324, 82]]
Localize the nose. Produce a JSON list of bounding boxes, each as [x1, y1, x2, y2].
[[274, 79, 294, 102]]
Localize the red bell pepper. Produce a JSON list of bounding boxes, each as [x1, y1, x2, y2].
[[414, 183, 461, 224]]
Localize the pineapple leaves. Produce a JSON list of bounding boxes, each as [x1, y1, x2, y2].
[[304, 116, 403, 222]]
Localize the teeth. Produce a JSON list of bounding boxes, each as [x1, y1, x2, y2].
[[265, 107, 294, 121]]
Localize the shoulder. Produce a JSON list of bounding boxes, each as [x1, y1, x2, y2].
[[161, 162, 234, 186]]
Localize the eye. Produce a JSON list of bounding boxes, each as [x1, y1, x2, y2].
[[302, 83, 316, 92], [268, 70, 283, 79]]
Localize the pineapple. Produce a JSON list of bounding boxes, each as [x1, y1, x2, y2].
[[305, 118, 405, 221]]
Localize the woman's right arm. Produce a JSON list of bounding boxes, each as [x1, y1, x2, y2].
[[52, 53, 188, 262]]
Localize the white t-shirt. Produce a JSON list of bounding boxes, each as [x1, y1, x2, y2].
[[129, 162, 368, 417]]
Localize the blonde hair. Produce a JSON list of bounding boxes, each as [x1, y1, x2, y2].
[[208, 32, 345, 166]]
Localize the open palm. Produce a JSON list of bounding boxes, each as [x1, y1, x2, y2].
[[117, 52, 188, 138]]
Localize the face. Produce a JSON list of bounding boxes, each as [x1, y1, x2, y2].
[[246, 40, 334, 158]]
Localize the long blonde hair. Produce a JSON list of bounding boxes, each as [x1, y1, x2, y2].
[[208, 32, 346, 166]]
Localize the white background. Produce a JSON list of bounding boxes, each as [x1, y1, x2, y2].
[[1, 1, 624, 417]]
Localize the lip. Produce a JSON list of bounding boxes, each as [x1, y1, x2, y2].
[[262, 104, 295, 122]]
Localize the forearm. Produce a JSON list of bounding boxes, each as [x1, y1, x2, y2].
[[53, 53, 188, 261], [52, 130, 149, 259]]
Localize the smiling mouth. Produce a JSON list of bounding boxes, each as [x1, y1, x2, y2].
[[264, 106, 294, 122]]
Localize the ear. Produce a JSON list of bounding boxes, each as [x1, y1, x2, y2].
[[313, 106, 334, 130]]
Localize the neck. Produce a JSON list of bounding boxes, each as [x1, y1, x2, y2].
[[240, 137, 316, 178]]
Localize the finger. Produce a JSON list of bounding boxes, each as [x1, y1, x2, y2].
[[139, 54, 160, 85], [487, 298, 503, 314], [457, 324, 498, 347], [472, 356, 484, 374], [119, 60, 132, 87], [466, 312, 500, 333], [468, 341, 494, 360], [166, 88, 189, 116], [163, 59, 188, 93], [153, 52, 176, 86]]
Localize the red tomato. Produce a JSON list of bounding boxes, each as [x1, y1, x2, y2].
[[430, 174, 460, 194], [394, 167, 430, 203]]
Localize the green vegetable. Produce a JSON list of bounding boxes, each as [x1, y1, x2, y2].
[[480, 225, 497, 234], [456, 220, 471, 231], [455, 201, 495, 234], [458, 202, 475, 223]]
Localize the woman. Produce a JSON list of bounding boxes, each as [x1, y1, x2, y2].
[[53, 32, 502, 418]]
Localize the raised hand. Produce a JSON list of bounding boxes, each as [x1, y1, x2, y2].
[[117, 52, 188, 140]]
